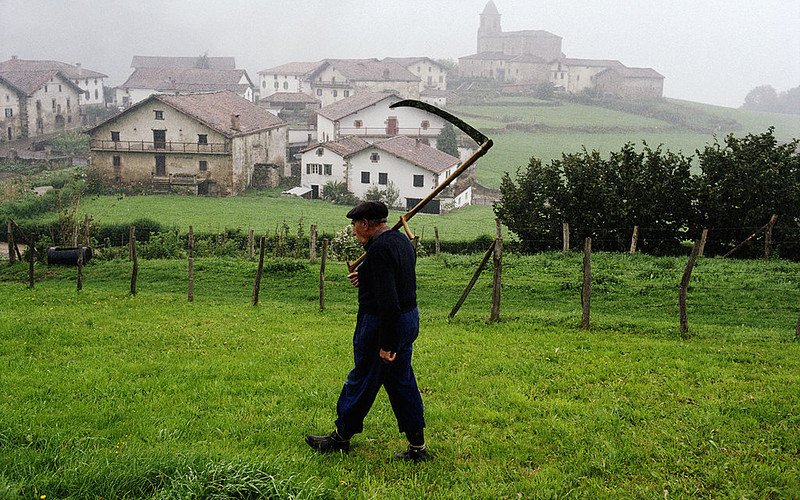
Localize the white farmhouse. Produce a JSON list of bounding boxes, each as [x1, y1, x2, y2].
[[315, 91, 449, 145], [257, 61, 322, 99], [300, 135, 469, 214], [0, 57, 107, 108], [307, 59, 419, 107], [382, 57, 448, 92]]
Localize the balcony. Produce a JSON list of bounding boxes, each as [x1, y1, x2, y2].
[[90, 139, 231, 154], [337, 126, 443, 137]]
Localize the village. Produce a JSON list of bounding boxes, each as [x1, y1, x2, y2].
[[0, 1, 664, 214]]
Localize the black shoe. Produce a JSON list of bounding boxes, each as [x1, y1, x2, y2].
[[305, 431, 350, 453], [394, 444, 430, 463]]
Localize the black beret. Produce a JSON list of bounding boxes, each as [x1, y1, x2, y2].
[[346, 200, 389, 220]]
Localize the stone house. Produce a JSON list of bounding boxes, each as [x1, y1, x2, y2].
[[0, 57, 107, 108], [314, 91, 448, 145], [299, 135, 469, 214], [87, 91, 288, 196], [0, 68, 83, 141], [594, 67, 665, 99]]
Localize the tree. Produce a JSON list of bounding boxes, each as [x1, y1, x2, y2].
[[436, 122, 459, 158], [742, 85, 780, 112], [195, 51, 210, 69]]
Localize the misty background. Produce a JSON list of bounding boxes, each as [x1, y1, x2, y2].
[[1, 0, 798, 108]]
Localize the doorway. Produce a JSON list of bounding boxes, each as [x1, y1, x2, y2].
[[386, 117, 398, 136], [153, 129, 166, 149], [155, 155, 166, 176]]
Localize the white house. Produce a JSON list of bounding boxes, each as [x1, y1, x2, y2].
[[300, 135, 468, 214], [0, 57, 107, 108], [315, 91, 449, 145], [307, 59, 419, 107], [257, 61, 322, 99], [382, 57, 448, 92]]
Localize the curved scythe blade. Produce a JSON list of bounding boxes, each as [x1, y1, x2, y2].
[[389, 99, 489, 145]]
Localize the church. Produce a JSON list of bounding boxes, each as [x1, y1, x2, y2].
[[459, 1, 664, 99]]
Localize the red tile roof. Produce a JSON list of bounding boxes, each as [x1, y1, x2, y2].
[[316, 91, 400, 121], [312, 59, 419, 83], [131, 56, 236, 70], [373, 136, 459, 174], [258, 61, 322, 75], [300, 136, 372, 157], [266, 92, 320, 104], [119, 67, 253, 91], [0, 69, 83, 96], [0, 58, 107, 79]]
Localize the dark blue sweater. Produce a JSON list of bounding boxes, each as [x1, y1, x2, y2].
[[356, 228, 417, 351]]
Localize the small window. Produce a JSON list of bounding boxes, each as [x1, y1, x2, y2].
[[378, 172, 388, 185], [4, 108, 11, 118], [199, 160, 208, 171], [344, 90, 350, 97], [112, 155, 121, 166], [154, 110, 164, 120], [324, 164, 332, 175], [333, 90, 338, 98], [421, 120, 430, 130], [111, 131, 120, 141], [316, 89, 322, 96], [51, 99, 56, 111], [58, 84, 62, 92], [261, 81, 266, 88], [198, 134, 208, 144], [370, 152, 380, 163], [306, 163, 311, 174], [316, 147, 324, 156], [354, 120, 363, 128], [44, 85, 48, 92], [95, 89, 99, 99], [413, 174, 424, 187], [283, 82, 288, 90], [361, 171, 370, 184], [274, 82, 279, 89]]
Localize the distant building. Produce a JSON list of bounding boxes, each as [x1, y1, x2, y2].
[[314, 91, 449, 145], [0, 66, 83, 140], [382, 57, 448, 92], [300, 135, 468, 213], [257, 61, 322, 99], [130, 55, 236, 70], [460, 1, 664, 98], [87, 91, 288, 196], [0, 56, 107, 107], [307, 59, 420, 107]]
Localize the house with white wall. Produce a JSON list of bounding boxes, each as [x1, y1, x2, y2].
[[257, 61, 322, 99], [300, 135, 468, 214], [307, 59, 419, 107], [315, 91, 448, 145], [116, 68, 254, 108], [0, 68, 83, 140], [87, 91, 287, 196], [382, 57, 448, 92], [0, 57, 107, 108]]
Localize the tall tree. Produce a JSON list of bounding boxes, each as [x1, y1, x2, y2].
[[436, 122, 459, 158]]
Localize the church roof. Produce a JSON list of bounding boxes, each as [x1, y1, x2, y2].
[[482, 1, 500, 15]]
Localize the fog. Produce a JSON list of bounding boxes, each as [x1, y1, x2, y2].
[[2, 0, 798, 108]]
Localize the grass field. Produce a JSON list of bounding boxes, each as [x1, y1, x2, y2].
[[1, 251, 799, 498]]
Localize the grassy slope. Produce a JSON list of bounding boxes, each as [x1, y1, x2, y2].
[[1, 253, 799, 498]]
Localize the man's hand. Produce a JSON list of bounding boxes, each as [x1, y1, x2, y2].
[[379, 349, 396, 364], [347, 271, 359, 287]]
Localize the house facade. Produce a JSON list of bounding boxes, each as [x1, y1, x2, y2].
[[0, 57, 107, 107], [0, 69, 82, 141], [87, 91, 287, 197], [594, 67, 665, 99], [382, 57, 447, 92], [257, 61, 322, 99], [300, 135, 467, 214], [307, 59, 420, 107], [315, 91, 448, 145]]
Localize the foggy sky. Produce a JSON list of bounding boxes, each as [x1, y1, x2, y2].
[[2, 0, 799, 108]]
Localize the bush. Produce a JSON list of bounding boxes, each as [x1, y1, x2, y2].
[[140, 230, 184, 260]]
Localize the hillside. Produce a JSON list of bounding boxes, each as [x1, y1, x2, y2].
[[452, 98, 800, 189]]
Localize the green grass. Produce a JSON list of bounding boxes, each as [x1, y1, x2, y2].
[[1, 252, 799, 498], [74, 193, 501, 242]]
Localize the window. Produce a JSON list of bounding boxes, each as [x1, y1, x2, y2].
[[421, 120, 430, 130], [4, 108, 11, 118], [344, 90, 350, 97], [154, 110, 164, 120], [112, 155, 121, 166], [378, 172, 388, 185], [95, 89, 99, 99], [198, 134, 208, 144], [261, 81, 266, 88], [361, 172, 370, 183], [354, 120, 363, 128], [52, 99, 56, 111], [44, 85, 48, 92], [316, 147, 324, 156], [370, 152, 380, 163], [274, 74, 278, 80], [333, 90, 338, 97], [324, 164, 332, 175], [413, 174, 424, 187], [199, 160, 208, 171], [316, 89, 322, 96], [66, 98, 71, 110], [283, 82, 288, 90], [306, 163, 322, 175], [111, 131, 120, 141], [274, 82, 279, 89], [58, 84, 62, 92]]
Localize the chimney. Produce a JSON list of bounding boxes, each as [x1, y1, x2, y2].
[[11, 55, 17, 60], [231, 114, 241, 131]]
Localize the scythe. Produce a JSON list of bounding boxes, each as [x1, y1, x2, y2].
[[347, 100, 494, 272]]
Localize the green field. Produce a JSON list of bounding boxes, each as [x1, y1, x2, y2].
[[452, 99, 800, 188], [1, 251, 799, 498]]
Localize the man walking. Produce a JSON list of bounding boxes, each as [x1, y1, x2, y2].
[[305, 200, 428, 462]]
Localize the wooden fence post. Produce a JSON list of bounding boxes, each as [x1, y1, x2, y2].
[[28, 236, 35, 289], [449, 240, 496, 319], [84, 214, 90, 247], [765, 216, 776, 259], [310, 224, 317, 262], [698, 229, 708, 257], [630, 225, 639, 254], [679, 240, 702, 335], [723, 214, 777, 258], [72, 225, 78, 247], [795, 312, 800, 342], [248, 229, 254, 260], [490, 221, 503, 322], [252, 236, 266, 306], [434, 226, 440, 256], [563, 223, 570, 252], [7, 222, 15, 264], [188, 226, 194, 302], [319, 238, 328, 310], [128, 225, 136, 260], [581, 237, 591, 329], [77, 246, 83, 291], [130, 231, 138, 296]]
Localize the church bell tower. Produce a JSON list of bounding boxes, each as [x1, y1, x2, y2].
[[478, 1, 502, 52]]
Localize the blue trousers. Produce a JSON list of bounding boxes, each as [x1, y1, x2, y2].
[[335, 308, 425, 436]]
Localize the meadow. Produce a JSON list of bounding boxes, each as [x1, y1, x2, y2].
[[1, 250, 799, 498]]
